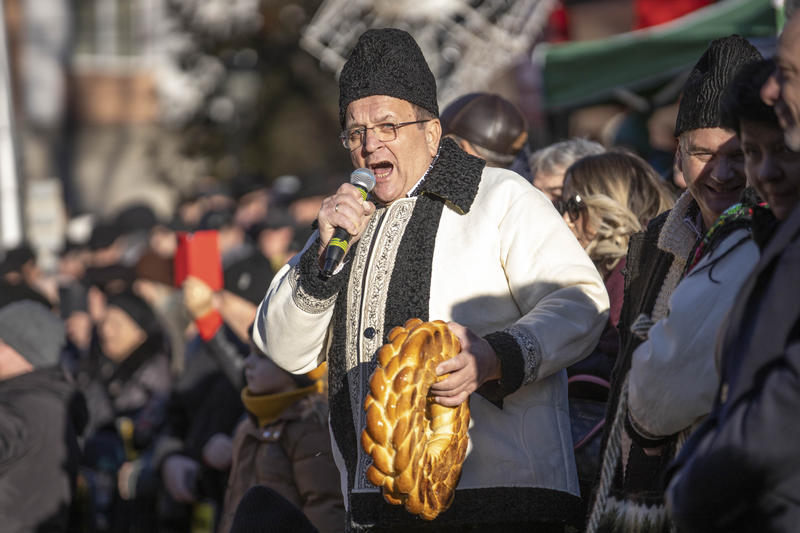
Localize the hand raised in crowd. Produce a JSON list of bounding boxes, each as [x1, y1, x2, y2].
[[182, 275, 216, 319], [430, 321, 502, 407], [161, 454, 200, 504], [202, 433, 233, 471], [317, 183, 375, 259]]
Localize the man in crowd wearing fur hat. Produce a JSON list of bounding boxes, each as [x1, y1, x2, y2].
[[0, 301, 88, 532], [253, 28, 609, 531], [587, 35, 763, 532]]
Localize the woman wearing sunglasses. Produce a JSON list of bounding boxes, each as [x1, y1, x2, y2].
[[557, 151, 674, 508], [560, 150, 673, 294]]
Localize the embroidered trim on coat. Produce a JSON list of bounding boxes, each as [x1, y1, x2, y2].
[[506, 324, 543, 385], [289, 267, 337, 314], [347, 203, 415, 492]]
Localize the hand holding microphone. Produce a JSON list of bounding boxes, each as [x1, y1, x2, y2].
[[319, 168, 376, 278]]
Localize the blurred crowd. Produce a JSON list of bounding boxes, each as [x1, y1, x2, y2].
[[1, 175, 346, 532], [1, 3, 800, 533]]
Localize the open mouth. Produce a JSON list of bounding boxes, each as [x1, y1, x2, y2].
[[370, 161, 394, 180]]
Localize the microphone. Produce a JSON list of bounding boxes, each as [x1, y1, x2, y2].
[[321, 168, 376, 278]]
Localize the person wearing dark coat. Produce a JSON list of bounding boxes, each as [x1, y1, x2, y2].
[[665, 12, 800, 531], [78, 291, 172, 531], [666, 205, 800, 533], [154, 252, 273, 531], [0, 300, 88, 533], [588, 35, 763, 533]]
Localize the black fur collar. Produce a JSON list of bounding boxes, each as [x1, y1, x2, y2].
[[417, 138, 485, 215]]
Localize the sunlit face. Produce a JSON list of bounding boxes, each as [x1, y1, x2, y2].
[[344, 95, 441, 204], [775, 16, 800, 151], [243, 350, 296, 395], [677, 128, 746, 229], [99, 306, 146, 362], [533, 167, 566, 202], [741, 119, 800, 220]]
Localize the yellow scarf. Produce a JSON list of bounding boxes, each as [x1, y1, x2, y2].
[[241, 382, 322, 428]]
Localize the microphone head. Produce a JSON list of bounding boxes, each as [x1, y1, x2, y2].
[[350, 168, 376, 193]]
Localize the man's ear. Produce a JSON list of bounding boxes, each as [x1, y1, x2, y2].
[[675, 137, 684, 174], [426, 119, 442, 156]]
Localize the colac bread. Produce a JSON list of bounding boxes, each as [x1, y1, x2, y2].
[[361, 319, 470, 520]]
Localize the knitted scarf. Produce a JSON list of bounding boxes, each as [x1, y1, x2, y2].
[[241, 382, 323, 428]]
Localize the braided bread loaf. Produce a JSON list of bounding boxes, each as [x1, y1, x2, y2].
[[361, 318, 470, 520]]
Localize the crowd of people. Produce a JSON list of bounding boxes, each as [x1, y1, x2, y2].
[[2, 9, 800, 533]]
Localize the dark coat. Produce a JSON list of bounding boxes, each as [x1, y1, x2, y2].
[[152, 329, 244, 506], [589, 195, 702, 532], [154, 332, 243, 464], [79, 335, 172, 446], [667, 205, 800, 533], [0, 367, 88, 532]]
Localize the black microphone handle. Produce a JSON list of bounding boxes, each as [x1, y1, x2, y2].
[[319, 175, 374, 279], [321, 227, 351, 278]]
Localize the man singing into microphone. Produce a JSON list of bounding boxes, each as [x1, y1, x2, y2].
[[253, 28, 608, 531]]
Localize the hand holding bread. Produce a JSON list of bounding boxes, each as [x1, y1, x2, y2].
[[361, 319, 470, 520]]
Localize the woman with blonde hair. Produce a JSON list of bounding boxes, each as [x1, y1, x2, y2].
[[561, 149, 674, 328], [565, 150, 673, 224], [557, 151, 674, 516]]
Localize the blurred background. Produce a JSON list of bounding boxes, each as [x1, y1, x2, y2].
[[0, 0, 785, 270]]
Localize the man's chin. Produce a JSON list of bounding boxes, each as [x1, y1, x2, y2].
[[706, 190, 744, 218], [784, 125, 800, 153]]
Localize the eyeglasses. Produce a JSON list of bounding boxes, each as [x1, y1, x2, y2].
[[556, 194, 586, 222], [340, 120, 431, 150]]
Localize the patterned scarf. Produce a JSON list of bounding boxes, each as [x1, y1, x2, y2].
[[684, 200, 768, 276]]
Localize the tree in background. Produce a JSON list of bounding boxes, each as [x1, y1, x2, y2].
[[157, 0, 352, 186]]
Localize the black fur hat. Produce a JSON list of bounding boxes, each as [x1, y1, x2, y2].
[[674, 35, 763, 137], [338, 28, 438, 127]]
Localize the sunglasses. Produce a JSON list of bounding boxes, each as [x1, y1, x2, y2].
[[555, 194, 586, 222]]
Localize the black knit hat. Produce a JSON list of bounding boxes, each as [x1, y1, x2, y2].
[[674, 35, 763, 137], [0, 243, 35, 275], [107, 291, 160, 336], [0, 300, 65, 368], [223, 253, 275, 306], [114, 203, 158, 235], [339, 28, 438, 127], [88, 222, 121, 251]]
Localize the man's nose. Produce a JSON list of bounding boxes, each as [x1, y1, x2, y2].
[[761, 72, 780, 106], [711, 156, 739, 183], [362, 128, 382, 153], [759, 154, 782, 183]]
